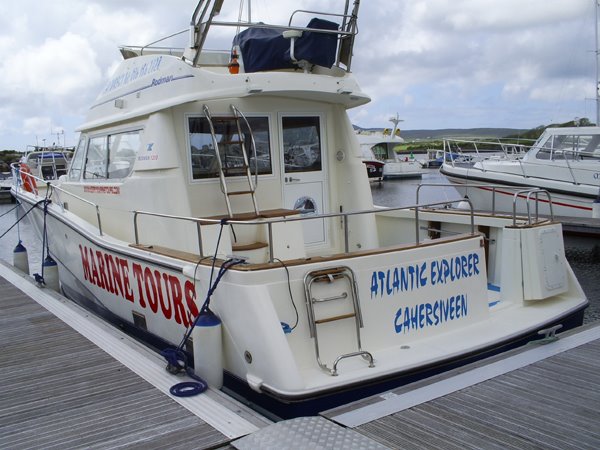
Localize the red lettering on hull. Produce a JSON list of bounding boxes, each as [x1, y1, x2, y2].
[[77, 244, 199, 327]]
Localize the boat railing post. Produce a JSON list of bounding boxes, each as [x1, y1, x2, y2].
[[96, 205, 103, 236], [196, 220, 204, 258], [563, 150, 579, 184], [267, 221, 274, 263], [512, 193, 518, 226], [344, 213, 349, 253], [517, 158, 528, 178], [415, 205, 420, 245], [133, 211, 139, 244], [547, 191, 554, 220], [492, 187, 496, 215], [468, 198, 475, 235]]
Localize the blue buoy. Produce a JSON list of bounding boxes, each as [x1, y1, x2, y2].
[[13, 241, 29, 274]]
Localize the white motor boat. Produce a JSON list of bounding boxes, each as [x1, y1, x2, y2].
[[12, 0, 587, 418], [16, 146, 73, 195], [440, 127, 600, 218], [357, 114, 423, 179]]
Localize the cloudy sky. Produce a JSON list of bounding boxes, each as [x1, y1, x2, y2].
[[0, 0, 597, 150]]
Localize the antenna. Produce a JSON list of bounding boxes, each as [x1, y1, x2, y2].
[[388, 113, 404, 138]]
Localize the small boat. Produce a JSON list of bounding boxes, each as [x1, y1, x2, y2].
[[357, 114, 423, 179], [440, 127, 600, 217], [361, 158, 385, 183], [12, 0, 587, 418], [16, 146, 73, 193], [0, 172, 14, 203], [418, 148, 469, 169]]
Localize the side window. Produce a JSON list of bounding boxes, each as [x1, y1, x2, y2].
[[68, 136, 87, 181], [83, 130, 140, 180], [108, 131, 140, 179], [84, 136, 108, 179], [189, 116, 271, 179]]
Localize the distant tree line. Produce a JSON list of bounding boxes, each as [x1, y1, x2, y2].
[[400, 117, 596, 152], [0, 150, 23, 172]]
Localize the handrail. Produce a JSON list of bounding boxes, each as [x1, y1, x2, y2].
[[512, 188, 553, 226], [138, 29, 187, 55], [132, 198, 476, 262], [188, 0, 360, 71], [230, 105, 259, 188], [416, 182, 554, 225], [10, 163, 104, 235]]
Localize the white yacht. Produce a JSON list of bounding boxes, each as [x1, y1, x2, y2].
[[440, 127, 600, 218], [12, 0, 587, 418], [357, 114, 423, 179]]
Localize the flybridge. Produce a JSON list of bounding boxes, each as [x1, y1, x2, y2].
[[120, 0, 361, 75]]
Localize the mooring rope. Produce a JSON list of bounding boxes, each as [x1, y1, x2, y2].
[[163, 219, 244, 397]]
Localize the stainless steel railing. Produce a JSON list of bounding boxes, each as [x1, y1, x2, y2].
[[416, 182, 554, 225], [133, 198, 476, 262]]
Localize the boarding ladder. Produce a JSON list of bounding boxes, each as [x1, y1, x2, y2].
[[303, 266, 374, 376], [203, 104, 260, 218]]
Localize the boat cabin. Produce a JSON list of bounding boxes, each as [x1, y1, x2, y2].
[[59, 1, 377, 263]]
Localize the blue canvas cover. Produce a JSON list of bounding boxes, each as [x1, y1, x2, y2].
[[286, 18, 339, 68], [234, 18, 339, 73]]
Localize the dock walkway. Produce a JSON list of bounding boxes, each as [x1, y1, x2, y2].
[[324, 322, 600, 449], [0, 261, 269, 449], [2, 257, 600, 449]]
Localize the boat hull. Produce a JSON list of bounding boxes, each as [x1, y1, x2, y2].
[[15, 191, 589, 419], [224, 304, 586, 419], [440, 166, 597, 218]]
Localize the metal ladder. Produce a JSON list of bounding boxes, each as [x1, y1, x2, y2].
[[203, 104, 260, 218], [303, 266, 374, 376]]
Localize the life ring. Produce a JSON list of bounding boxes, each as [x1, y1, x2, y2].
[[20, 164, 38, 194]]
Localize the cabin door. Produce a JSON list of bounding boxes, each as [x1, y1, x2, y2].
[[280, 115, 328, 246]]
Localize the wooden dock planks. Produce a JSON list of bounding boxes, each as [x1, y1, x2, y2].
[[0, 275, 230, 449], [328, 324, 600, 449]]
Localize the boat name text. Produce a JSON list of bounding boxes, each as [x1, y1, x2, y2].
[[370, 252, 480, 298], [79, 245, 199, 327], [370, 252, 480, 335], [103, 56, 164, 94], [83, 185, 121, 195], [394, 294, 468, 334]]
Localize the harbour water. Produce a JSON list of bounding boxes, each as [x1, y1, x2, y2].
[[0, 172, 598, 323]]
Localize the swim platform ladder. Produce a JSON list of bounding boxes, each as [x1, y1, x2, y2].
[[303, 266, 374, 376]]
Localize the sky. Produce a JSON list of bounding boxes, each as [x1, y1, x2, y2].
[[0, 0, 597, 151]]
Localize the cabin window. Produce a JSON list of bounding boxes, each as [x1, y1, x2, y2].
[[82, 130, 140, 180], [282, 116, 322, 173], [84, 136, 109, 179], [189, 116, 271, 179], [68, 136, 87, 181], [371, 144, 390, 161], [537, 134, 600, 161], [108, 132, 140, 178]]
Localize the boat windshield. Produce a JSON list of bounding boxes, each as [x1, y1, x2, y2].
[[535, 131, 600, 160]]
